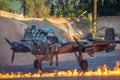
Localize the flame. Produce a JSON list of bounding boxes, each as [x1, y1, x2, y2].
[[0, 61, 120, 79]]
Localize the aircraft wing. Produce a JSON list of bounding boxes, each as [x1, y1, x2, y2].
[[86, 38, 120, 53], [87, 38, 120, 43], [58, 42, 79, 54], [57, 37, 120, 55]]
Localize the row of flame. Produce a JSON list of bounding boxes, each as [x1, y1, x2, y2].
[[0, 61, 120, 79]]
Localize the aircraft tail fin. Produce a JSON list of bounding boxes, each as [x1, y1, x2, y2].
[[104, 28, 115, 40], [104, 28, 116, 53]]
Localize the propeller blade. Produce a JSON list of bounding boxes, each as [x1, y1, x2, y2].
[[32, 40, 42, 52], [11, 51, 15, 63], [73, 36, 85, 52], [32, 40, 39, 48], [4, 37, 12, 46], [73, 36, 81, 47]]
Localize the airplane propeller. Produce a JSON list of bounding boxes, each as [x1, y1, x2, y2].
[[32, 40, 41, 50], [4, 37, 15, 63], [11, 51, 15, 63], [4, 37, 12, 46]]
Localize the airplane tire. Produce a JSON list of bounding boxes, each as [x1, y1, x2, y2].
[[33, 59, 42, 69], [33, 59, 39, 69], [79, 60, 88, 71], [105, 44, 116, 53]]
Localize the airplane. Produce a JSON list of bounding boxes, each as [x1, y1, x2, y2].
[[5, 24, 120, 71], [4, 25, 88, 70]]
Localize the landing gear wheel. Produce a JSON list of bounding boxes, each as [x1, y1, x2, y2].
[[105, 44, 116, 53], [79, 60, 88, 71], [33, 59, 39, 69], [33, 59, 42, 69]]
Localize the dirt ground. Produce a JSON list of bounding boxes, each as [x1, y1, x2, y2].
[[0, 49, 120, 80]]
